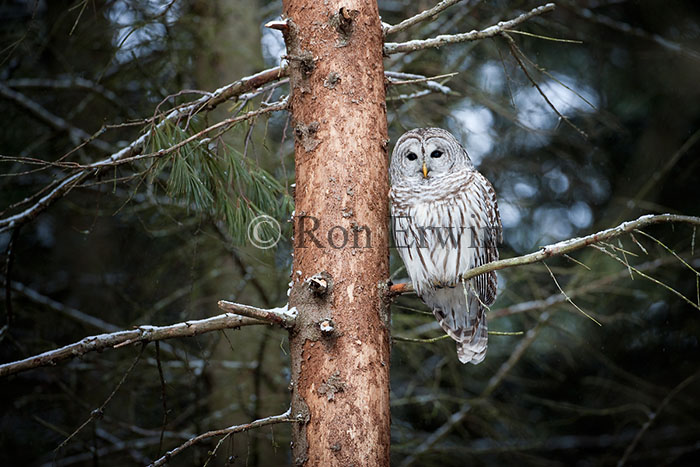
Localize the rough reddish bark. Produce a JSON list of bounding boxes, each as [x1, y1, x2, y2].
[[281, 0, 390, 465]]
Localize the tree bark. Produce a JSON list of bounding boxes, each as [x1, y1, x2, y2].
[[281, 0, 391, 465]]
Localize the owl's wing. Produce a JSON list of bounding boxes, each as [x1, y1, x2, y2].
[[428, 171, 501, 364], [459, 171, 502, 306]]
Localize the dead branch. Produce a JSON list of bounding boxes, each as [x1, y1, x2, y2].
[[0, 312, 266, 378], [390, 213, 700, 295], [217, 300, 297, 329], [384, 0, 465, 36], [618, 368, 700, 466], [3, 77, 132, 115], [0, 83, 114, 153], [384, 3, 555, 55], [148, 408, 296, 467], [385, 71, 457, 95], [567, 2, 700, 62]]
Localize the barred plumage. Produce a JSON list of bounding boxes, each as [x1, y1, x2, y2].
[[390, 128, 502, 364]]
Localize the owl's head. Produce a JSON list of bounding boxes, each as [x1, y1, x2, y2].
[[389, 128, 473, 184]]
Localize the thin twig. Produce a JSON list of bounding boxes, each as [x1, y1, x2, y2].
[[543, 262, 602, 326], [504, 33, 589, 139], [148, 409, 296, 467], [592, 245, 700, 311], [3, 227, 19, 328], [617, 369, 700, 467], [633, 229, 700, 277], [155, 341, 167, 453], [55, 344, 146, 455]]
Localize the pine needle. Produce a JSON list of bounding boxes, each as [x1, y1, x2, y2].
[[508, 29, 583, 44], [543, 262, 602, 326]]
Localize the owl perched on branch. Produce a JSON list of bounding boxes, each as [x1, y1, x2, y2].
[[390, 128, 502, 364]]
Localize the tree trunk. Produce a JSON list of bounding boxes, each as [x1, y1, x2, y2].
[[282, 0, 391, 465]]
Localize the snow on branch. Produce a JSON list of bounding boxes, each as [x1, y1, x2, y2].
[[385, 71, 457, 95], [0, 66, 288, 234], [383, 0, 464, 36], [390, 213, 700, 295], [0, 310, 270, 378], [384, 3, 556, 55], [149, 408, 297, 467], [217, 300, 297, 329]]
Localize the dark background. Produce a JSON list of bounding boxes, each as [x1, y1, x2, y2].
[[1, 1, 699, 465]]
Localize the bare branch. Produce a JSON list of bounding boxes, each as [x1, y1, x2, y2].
[[56, 344, 146, 453], [390, 214, 700, 295], [384, 0, 465, 36], [149, 409, 297, 467], [3, 77, 131, 114], [385, 71, 457, 99], [0, 312, 266, 378], [569, 3, 700, 62], [217, 300, 297, 329], [618, 368, 700, 466], [384, 3, 555, 55], [0, 82, 115, 153]]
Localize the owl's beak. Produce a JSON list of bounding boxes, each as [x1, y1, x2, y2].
[[422, 162, 429, 178]]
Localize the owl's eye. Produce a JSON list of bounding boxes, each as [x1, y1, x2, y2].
[[406, 152, 418, 161], [430, 150, 443, 158]]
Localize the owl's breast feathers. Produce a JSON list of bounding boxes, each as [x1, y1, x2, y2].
[[390, 168, 502, 301]]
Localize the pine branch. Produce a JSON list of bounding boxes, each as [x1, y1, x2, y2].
[[148, 409, 297, 467], [67, 99, 288, 169], [0, 312, 266, 378], [384, 3, 556, 55], [0, 67, 287, 234], [390, 213, 700, 295]]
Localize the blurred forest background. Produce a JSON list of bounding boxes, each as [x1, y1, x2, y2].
[[1, 0, 700, 466]]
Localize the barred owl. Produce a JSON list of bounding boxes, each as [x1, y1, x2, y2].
[[390, 128, 502, 364]]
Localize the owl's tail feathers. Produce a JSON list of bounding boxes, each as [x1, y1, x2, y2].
[[433, 305, 488, 365], [456, 321, 488, 365]]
